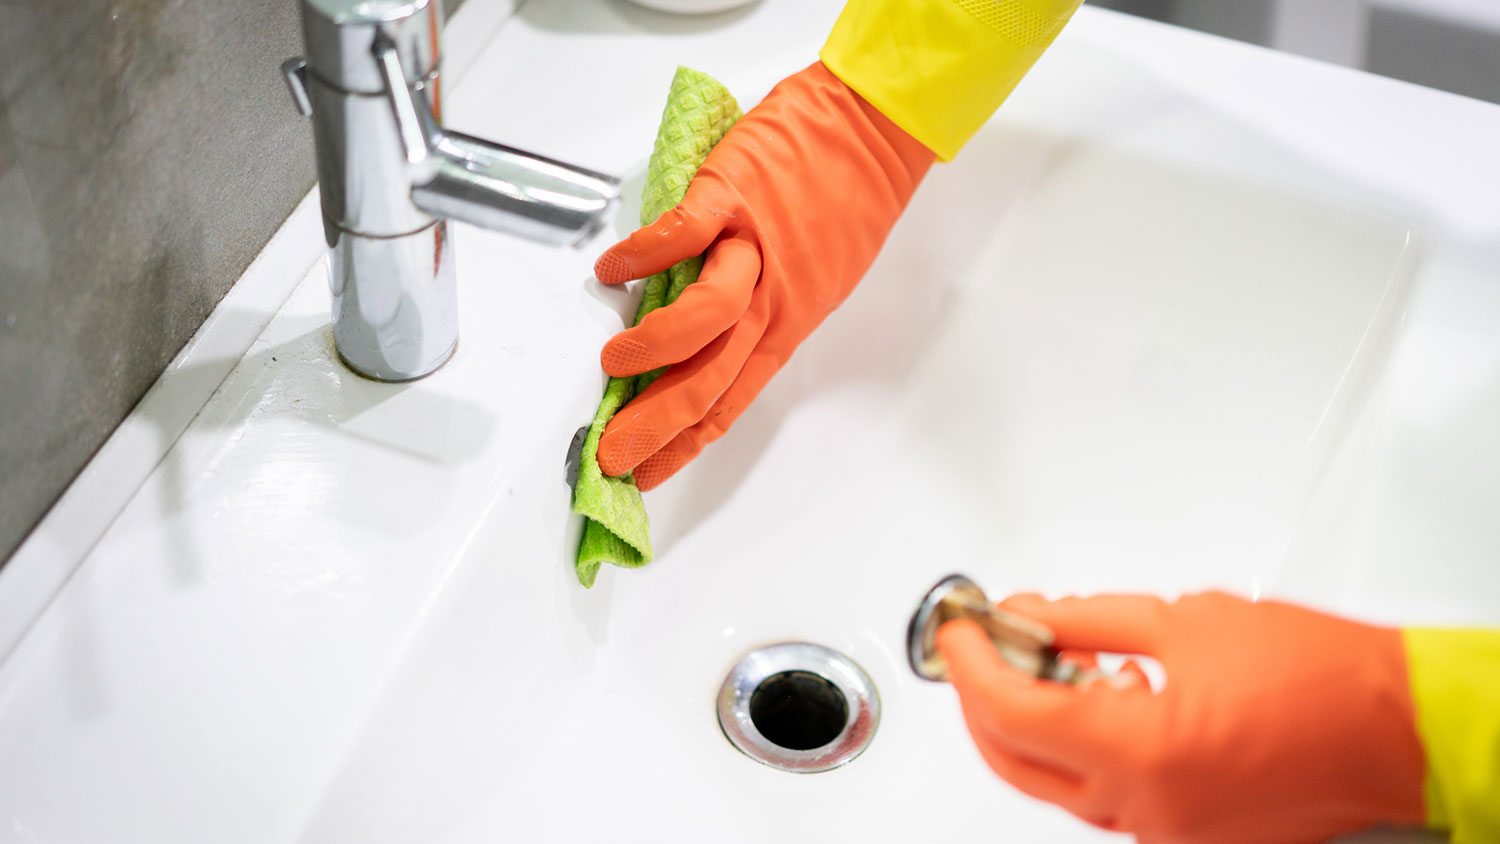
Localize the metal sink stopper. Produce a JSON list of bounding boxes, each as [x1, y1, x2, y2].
[[907, 573, 1088, 685]]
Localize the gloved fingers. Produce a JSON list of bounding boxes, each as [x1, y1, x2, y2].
[[965, 737, 1089, 811], [628, 434, 699, 492], [1057, 649, 1100, 675], [594, 184, 726, 284], [1058, 651, 1153, 692], [596, 286, 771, 478], [1114, 657, 1153, 690], [999, 593, 1169, 657], [632, 341, 786, 490], [599, 234, 761, 377], [957, 688, 1125, 830], [937, 619, 1137, 769]]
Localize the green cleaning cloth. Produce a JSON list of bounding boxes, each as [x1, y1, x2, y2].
[[571, 67, 742, 588]]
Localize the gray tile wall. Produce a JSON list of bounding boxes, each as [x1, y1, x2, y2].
[[1369, 1, 1500, 105], [0, 0, 318, 564], [0, 0, 462, 565], [1089, 0, 1275, 45], [1091, 0, 1500, 106]]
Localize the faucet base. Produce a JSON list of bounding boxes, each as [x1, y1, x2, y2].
[[288, 0, 621, 385], [333, 340, 456, 384], [327, 221, 458, 382]]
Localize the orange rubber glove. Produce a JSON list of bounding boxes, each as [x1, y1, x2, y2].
[[591, 61, 935, 490], [936, 592, 1427, 844]]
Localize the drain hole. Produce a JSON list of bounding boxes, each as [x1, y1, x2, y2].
[[749, 670, 849, 751], [720, 642, 878, 772]]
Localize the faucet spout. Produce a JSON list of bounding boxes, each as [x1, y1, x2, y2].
[[286, 0, 622, 382]]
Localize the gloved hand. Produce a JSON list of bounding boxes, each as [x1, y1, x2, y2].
[[935, 592, 1427, 844], [591, 61, 935, 490]]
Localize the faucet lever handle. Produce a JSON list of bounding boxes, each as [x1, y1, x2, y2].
[[371, 34, 437, 181], [368, 31, 621, 248], [281, 58, 312, 117]]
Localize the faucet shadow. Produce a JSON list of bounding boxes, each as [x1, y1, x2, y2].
[[133, 314, 497, 592]]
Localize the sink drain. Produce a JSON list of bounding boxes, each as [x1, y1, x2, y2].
[[717, 642, 879, 773]]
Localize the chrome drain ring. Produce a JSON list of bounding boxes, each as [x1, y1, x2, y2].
[[717, 642, 879, 773]]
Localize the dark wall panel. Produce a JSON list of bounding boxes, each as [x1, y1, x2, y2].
[[0, 0, 317, 562]]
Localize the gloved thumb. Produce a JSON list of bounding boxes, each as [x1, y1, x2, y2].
[[999, 593, 1169, 657], [936, 617, 1037, 690], [936, 618, 1110, 767]]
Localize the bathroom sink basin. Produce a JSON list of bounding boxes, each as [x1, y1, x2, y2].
[[2, 2, 1497, 843]]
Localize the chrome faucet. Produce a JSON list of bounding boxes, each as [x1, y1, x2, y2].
[[282, 0, 621, 381]]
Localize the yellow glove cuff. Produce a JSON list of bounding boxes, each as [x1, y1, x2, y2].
[[1403, 627, 1500, 843], [819, 0, 1083, 161]]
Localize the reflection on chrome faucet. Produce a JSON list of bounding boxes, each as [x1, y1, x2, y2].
[[282, 0, 621, 382]]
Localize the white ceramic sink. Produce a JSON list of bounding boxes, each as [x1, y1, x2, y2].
[[3, 2, 1499, 842]]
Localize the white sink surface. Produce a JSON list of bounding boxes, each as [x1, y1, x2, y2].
[[3, 2, 1498, 842]]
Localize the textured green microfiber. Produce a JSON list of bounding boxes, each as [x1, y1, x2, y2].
[[573, 67, 742, 588], [573, 377, 648, 588]]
